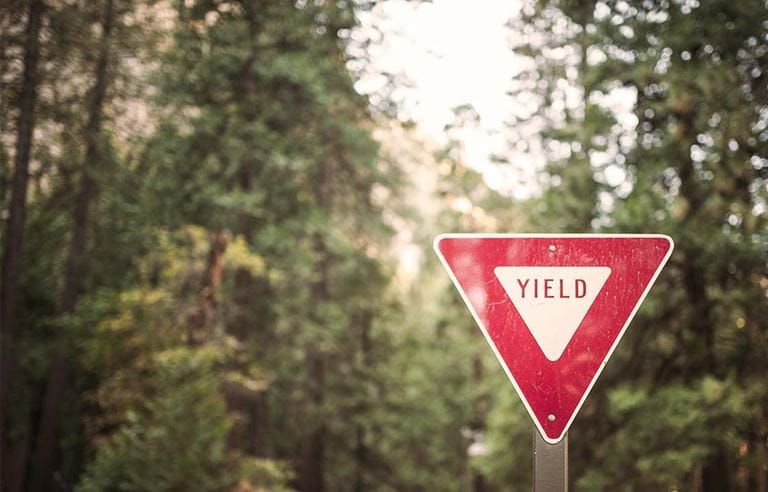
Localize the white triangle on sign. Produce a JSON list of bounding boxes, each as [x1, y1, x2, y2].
[[494, 266, 612, 361]]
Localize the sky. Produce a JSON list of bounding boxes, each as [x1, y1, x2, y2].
[[356, 0, 520, 135], [355, 0, 543, 199], [352, 0, 538, 276]]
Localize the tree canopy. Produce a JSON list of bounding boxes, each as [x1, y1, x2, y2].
[[1, 0, 766, 490]]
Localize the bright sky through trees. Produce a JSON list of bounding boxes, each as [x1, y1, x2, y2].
[[356, 0, 545, 199], [355, 0, 645, 203]]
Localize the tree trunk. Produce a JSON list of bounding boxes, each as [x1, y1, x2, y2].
[[298, 267, 329, 492], [223, 0, 289, 466], [187, 230, 228, 345], [0, 1, 45, 490], [60, 0, 114, 312], [747, 321, 768, 492], [352, 425, 368, 492], [702, 447, 731, 492], [755, 407, 768, 492], [298, 153, 334, 492], [298, 347, 327, 492], [353, 309, 373, 492], [28, 1, 114, 489]]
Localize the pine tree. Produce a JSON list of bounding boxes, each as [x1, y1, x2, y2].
[[497, 0, 768, 489]]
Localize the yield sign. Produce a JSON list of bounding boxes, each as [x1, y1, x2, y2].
[[434, 234, 673, 443]]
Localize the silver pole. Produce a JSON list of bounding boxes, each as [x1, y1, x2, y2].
[[533, 429, 568, 492]]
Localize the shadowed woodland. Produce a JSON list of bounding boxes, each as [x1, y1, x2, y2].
[[1, 0, 767, 490]]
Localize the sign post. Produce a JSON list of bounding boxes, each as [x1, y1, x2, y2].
[[533, 429, 568, 492], [434, 234, 673, 488], [534, 430, 567, 492]]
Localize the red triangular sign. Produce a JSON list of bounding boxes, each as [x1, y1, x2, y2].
[[434, 234, 673, 443]]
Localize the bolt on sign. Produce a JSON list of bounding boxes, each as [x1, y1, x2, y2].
[[434, 234, 674, 444]]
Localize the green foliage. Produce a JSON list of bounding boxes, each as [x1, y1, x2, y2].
[[501, 0, 768, 488], [4, 0, 766, 489], [473, 384, 533, 488], [576, 377, 750, 489], [77, 348, 237, 492]]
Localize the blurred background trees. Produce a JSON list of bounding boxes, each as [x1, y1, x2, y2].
[[493, 1, 768, 489], [1, 0, 766, 491]]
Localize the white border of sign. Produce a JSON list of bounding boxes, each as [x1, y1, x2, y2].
[[433, 233, 674, 444]]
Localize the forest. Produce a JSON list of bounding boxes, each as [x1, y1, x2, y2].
[[1, 0, 766, 490]]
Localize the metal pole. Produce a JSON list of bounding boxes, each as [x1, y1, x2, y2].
[[533, 429, 568, 492]]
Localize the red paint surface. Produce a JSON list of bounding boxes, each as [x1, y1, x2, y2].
[[435, 235, 673, 441]]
